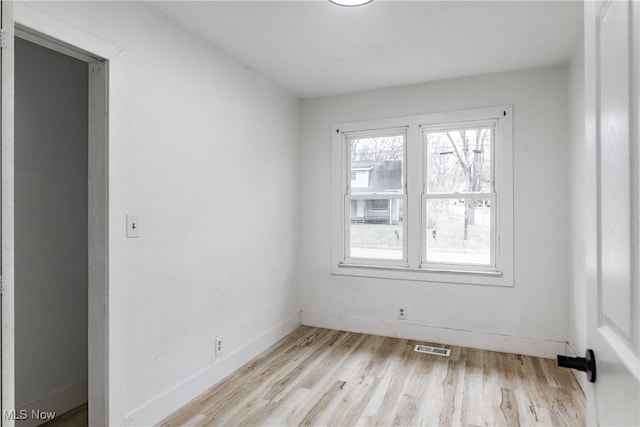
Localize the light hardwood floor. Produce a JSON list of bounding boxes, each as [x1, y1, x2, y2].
[[159, 326, 585, 427]]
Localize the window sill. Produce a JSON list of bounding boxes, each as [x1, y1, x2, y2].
[[333, 262, 513, 287]]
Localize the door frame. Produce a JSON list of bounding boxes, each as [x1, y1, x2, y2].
[[14, 23, 107, 427], [1, 0, 15, 424], [5, 4, 121, 425]]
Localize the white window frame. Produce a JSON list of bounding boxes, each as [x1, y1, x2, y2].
[[421, 119, 497, 271], [342, 128, 408, 267], [331, 106, 514, 287]]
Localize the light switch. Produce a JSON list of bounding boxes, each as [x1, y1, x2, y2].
[[126, 214, 140, 238]]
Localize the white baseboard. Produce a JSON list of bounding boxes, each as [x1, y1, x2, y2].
[[300, 311, 566, 359], [124, 314, 301, 426], [15, 379, 87, 427]]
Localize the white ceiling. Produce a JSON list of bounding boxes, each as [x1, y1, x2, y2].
[[145, 1, 583, 98]]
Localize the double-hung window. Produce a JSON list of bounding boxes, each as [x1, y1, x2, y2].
[[345, 129, 407, 265], [332, 106, 514, 287], [422, 122, 495, 270]]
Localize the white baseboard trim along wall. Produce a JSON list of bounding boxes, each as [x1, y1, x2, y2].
[[124, 314, 301, 426], [16, 379, 87, 427], [300, 311, 567, 360]]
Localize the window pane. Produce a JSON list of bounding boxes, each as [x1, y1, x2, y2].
[[426, 198, 491, 265], [349, 199, 403, 260], [350, 134, 404, 194], [424, 127, 492, 194]]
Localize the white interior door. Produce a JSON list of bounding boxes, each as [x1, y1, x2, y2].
[[0, 0, 14, 425], [585, 0, 640, 425]]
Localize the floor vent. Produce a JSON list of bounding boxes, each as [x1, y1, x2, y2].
[[414, 345, 451, 356]]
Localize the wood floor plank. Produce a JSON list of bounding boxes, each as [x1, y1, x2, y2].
[[364, 341, 416, 426], [392, 345, 433, 427], [460, 374, 484, 426], [297, 380, 347, 427], [460, 347, 484, 426], [438, 359, 462, 426], [354, 350, 398, 426], [297, 331, 364, 390], [326, 374, 379, 426], [157, 327, 586, 427], [262, 329, 346, 402], [499, 386, 521, 427]]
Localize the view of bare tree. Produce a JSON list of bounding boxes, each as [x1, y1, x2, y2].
[[426, 128, 491, 240], [350, 136, 403, 162]]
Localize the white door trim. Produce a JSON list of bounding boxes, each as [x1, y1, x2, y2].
[[1, 1, 15, 425], [13, 3, 123, 426]]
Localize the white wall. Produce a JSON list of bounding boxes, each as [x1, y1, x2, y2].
[[568, 36, 587, 384], [18, 2, 301, 425], [300, 66, 571, 351], [14, 37, 88, 416]]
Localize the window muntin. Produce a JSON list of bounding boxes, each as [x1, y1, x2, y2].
[[422, 123, 496, 268], [344, 130, 407, 264]]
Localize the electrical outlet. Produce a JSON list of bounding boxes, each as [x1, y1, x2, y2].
[[215, 336, 224, 357], [397, 306, 407, 320]]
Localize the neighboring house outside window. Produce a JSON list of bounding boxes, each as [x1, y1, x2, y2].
[[332, 106, 514, 287], [350, 162, 402, 225]]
